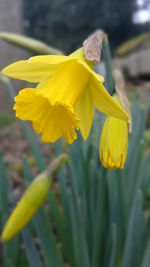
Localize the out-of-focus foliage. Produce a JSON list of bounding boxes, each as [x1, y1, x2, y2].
[[0, 32, 63, 55], [0, 112, 14, 129], [115, 33, 150, 57], [24, 0, 149, 52]]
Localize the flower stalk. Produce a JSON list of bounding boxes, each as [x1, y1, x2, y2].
[[102, 37, 115, 95]]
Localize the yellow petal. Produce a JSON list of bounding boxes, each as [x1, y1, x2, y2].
[[29, 55, 69, 64], [2, 175, 51, 242], [89, 74, 129, 122], [2, 55, 71, 83], [77, 59, 104, 82], [75, 89, 94, 140], [2, 61, 56, 82]]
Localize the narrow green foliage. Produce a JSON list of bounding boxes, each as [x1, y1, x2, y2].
[[122, 191, 143, 267], [0, 32, 63, 55], [0, 153, 20, 267], [102, 39, 114, 95], [22, 228, 43, 267]]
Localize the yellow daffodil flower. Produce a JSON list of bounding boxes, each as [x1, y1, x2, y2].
[[2, 48, 129, 144], [100, 95, 128, 169]]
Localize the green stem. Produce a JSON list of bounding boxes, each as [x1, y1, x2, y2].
[[102, 37, 115, 95]]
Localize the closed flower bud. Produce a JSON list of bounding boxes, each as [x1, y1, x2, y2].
[[1, 154, 68, 242], [1, 174, 51, 242]]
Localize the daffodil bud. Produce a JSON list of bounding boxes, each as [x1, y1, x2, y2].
[[100, 95, 129, 169], [2, 175, 51, 242], [1, 154, 69, 242]]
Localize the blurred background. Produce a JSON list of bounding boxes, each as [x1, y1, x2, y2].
[[23, 0, 150, 53]]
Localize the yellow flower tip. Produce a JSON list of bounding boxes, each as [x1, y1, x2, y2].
[[1, 230, 8, 242], [1, 66, 8, 76], [100, 115, 128, 170], [2, 61, 25, 78], [101, 151, 125, 170], [1, 223, 16, 242]]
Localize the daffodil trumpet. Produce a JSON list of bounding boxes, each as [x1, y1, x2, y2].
[[1, 154, 69, 242], [2, 45, 129, 144]]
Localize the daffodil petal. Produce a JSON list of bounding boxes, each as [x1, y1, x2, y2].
[[2, 61, 58, 82], [29, 55, 69, 64], [2, 56, 73, 83], [78, 59, 104, 82], [69, 47, 87, 61], [75, 89, 94, 140], [89, 74, 129, 122]]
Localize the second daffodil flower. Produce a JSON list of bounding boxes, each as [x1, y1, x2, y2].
[[2, 47, 129, 144], [100, 95, 128, 169], [100, 70, 131, 170]]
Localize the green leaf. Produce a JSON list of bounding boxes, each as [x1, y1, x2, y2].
[[0, 32, 64, 55], [92, 168, 107, 267], [109, 224, 117, 267], [141, 237, 150, 267], [22, 228, 43, 267], [0, 152, 20, 267], [68, 164, 90, 267], [122, 190, 143, 267], [48, 193, 74, 266]]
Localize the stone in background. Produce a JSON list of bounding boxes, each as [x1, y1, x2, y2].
[[0, 0, 29, 112]]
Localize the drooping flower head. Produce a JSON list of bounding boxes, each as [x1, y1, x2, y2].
[[2, 48, 129, 144], [100, 94, 129, 169]]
